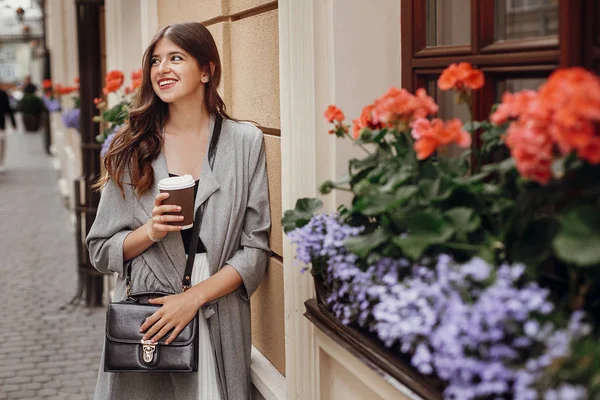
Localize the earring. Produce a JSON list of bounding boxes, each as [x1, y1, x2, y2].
[[202, 76, 209, 83]]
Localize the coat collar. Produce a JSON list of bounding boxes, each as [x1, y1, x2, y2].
[[137, 114, 221, 290]]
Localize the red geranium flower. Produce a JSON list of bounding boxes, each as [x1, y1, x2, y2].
[[438, 62, 484, 91]]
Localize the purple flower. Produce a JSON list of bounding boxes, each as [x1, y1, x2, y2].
[[287, 216, 592, 399], [544, 384, 588, 400], [61, 108, 80, 131], [42, 95, 61, 112], [100, 125, 121, 158]]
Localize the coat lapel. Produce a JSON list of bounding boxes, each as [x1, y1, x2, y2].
[[136, 115, 221, 291]]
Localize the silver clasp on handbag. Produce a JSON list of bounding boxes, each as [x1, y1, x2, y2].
[[141, 339, 156, 363]]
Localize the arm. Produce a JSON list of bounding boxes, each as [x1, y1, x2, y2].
[[86, 176, 187, 275], [122, 192, 183, 261], [122, 222, 154, 261], [85, 177, 134, 278]]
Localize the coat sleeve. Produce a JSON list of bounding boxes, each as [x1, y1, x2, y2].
[[226, 133, 272, 300], [85, 177, 134, 279]]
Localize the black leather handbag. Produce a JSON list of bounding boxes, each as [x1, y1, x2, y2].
[[104, 116, 222, 373]]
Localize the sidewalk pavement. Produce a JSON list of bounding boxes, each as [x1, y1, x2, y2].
[[0, 127, 104, 399]]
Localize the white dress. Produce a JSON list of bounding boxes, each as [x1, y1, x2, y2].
[[189, 252, 221, 400]]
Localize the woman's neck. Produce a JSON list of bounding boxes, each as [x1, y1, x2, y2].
[[165, 94, 210, 137]]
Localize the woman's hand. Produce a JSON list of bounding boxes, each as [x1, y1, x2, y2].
[[148, 192, 184, 240], [140, 292, 203, 344]]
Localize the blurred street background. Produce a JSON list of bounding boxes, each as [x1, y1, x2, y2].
[[0, 122, 103, 399]]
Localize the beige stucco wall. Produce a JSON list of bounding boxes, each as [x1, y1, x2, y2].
[[157, 0, 284, 376]]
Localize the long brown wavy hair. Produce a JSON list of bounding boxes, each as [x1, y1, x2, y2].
[[93, 22, 235, 197]]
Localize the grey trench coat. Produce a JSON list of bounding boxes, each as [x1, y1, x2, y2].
[[86, 115, 271, 400]]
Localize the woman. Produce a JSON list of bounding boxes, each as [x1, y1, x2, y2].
[[86, 22, 271, 400]]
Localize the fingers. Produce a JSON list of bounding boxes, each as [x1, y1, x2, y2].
[[150, 322, 175, 343], [152, 222, 183, 233], [151, 204, 181, 217], [148, 296, 166, 305], [152, 214, 184, 223], [140, 310, 162, 333], [154, 192, 169, 207], [165, 326, 183, 345]]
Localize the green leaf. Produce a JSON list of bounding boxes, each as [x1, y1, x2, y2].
[[349, 152, 380, 171], [419, 161, 438, 180], [360, 185, 418, 216], [282, 198, 324, 233], [481, 157, 516, 174], [553, 206, 600, 266], [511, 218, 558, 269], [446, 208, 481, 234], [344, 229, 388, 259], [463, 121, 482, 132], [438, 156, 468, 177], [466, 172, 490, 183], [419, 179, 440, 200], [380, 167, 412, 193], [370, 128, 388, 143], [102, 102, 129, 125], [392, 211, 455, 260], [489, 198, 514, 214], [395, 185, 419, 201]]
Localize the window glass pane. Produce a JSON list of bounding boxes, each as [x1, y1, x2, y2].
[[424, 77, 472, 158], [426, 0, 471, 47], [495, 0, 559, 41]]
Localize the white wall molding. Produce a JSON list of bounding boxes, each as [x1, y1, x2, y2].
[[140, 0, 159, 48], [104, 0, 154, 106], [280, 0, 403, 399], [46, 0, 65, 85], [279, 1, 322, 399], [63, 0, 78, 85], [104, 0, 124, 75]]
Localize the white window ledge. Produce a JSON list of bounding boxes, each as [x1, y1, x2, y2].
[[251, 346, 286, 400]]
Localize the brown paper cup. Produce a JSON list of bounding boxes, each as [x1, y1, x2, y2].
[[158, 175, 195, 230]]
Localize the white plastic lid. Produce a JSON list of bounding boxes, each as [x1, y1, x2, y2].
[[157, 174, 195, 190]]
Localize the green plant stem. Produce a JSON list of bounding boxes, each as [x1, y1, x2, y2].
[[403, 131, 419, 182], [331, 186, 353, 193], [463, 90, 482, 173], [344, 132, 373, 155]]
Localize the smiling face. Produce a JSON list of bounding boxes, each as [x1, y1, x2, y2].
[[150, 38, 209, 104]]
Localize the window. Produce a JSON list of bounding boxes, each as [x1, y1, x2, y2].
[[401, 0, 599, 152]]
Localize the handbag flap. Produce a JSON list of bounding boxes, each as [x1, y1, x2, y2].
[[106, 302, 196, 346]]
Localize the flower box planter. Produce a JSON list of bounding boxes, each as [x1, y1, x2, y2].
[[305, 295, 444, 400]]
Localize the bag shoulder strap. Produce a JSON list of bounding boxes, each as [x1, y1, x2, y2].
[[126, 115, 223, 294]]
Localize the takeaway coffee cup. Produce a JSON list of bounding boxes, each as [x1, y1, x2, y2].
[[157, 175, 195, 230]]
